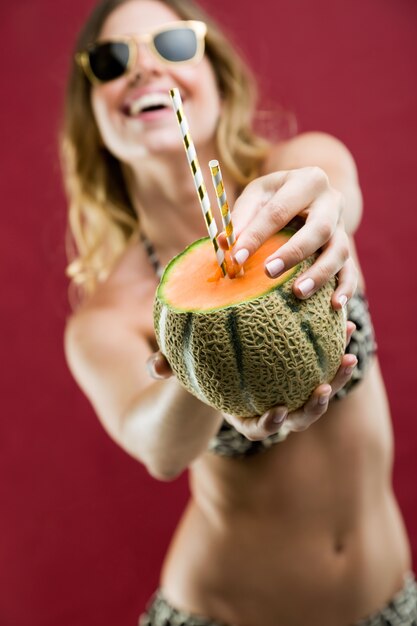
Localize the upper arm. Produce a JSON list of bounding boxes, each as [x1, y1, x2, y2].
[[64, 308, 154, 441], [264, 131, 363, 233]]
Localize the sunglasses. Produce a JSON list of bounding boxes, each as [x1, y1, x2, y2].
[[76, 20, 207, 84]]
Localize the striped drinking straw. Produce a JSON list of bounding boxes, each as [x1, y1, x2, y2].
[[169, 88, 227, 277], [209, 159, 244, 276]]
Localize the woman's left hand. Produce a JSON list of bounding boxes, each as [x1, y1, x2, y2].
[[222, 321, 357, 441], [220, 166, 357, 310]]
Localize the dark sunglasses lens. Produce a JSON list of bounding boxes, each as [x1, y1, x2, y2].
[[154, 28, 198, 62], [89, 42, 130, 81]]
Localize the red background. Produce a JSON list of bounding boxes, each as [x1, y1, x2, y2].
[[1, 1, 416, 624]]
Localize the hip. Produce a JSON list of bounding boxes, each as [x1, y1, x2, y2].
[[139, 571, 417, 626]]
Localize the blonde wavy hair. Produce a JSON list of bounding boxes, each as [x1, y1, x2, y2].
[[61, 0, 271, 299]]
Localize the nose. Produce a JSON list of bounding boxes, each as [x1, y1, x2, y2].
[[130, 41, 163, 78]]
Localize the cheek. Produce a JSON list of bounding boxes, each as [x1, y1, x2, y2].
[[91, 92, 108, 142], [200, 67, 222, 117], [174, 62, 220, 106], [90, 84, 120, 136]]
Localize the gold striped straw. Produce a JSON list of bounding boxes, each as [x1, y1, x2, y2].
[[169, 88, 227, 277], [209, 159, 243, 276]]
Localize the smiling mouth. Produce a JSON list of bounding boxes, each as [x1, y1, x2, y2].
[[126, 92, 174, 116]]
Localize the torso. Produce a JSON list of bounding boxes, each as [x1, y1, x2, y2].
[[79, 173, 411, 625], [97, 238, 411, 626]]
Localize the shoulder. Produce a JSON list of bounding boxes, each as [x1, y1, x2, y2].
[[65, 241, 157, 366], [64, 287, 155, 425], [64, 305, 129, 383], [261, 131, 359, 177], [64, 301, 155, 436], [67, 236, 156, 333], [65, 305, 120, 351], [259, 131, 363, 235]]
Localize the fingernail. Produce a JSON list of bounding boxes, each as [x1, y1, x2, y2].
[[233, 248, 249, 266], [344, 362, 357, 376], [298, 277, 315, 297], [272, 409, 288, 424], [318, 393, 330, 406], [265, 257, 285, 277], [338, 294, 348, 307]]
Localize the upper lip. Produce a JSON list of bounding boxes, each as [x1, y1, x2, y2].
[[122, 87, 181, 116]]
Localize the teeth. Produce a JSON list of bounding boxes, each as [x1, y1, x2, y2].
[[129, 92, 173, 115]]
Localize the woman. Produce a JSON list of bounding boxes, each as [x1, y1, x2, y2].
[[62, 0, 416, 624]]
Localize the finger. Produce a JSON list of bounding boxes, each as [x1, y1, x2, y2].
[[146, 352, 173, 380], [218, 231, 229, 250], [262, 406, 289, 434], [290, 225, 350, 299], [285, 384, 332, 432], [264, 194, 341, 280], [331, 257, 358, 309], [329, 354, 358, 398], [231, 168, 331, 266], [222, 413, 266, 441], [223, 407, 288, 441], [230, 172, 288, 237], [217, 177, 275, 253], [283, 353, 357, 433], [346, 321, 356, 347]]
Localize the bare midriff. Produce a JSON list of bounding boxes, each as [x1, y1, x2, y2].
[[160, 361, 412, 626]]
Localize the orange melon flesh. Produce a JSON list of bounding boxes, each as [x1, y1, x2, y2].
[[161, 231, 296, 312]]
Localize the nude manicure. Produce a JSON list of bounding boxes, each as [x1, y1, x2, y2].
[[318, 393, 330, 406], [272, 409, 288, 424], [265, 257, 285, 277], [298, 277, 315, 297], [233, 248, 249, 266]]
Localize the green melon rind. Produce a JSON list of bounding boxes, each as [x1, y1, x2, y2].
[[156, 230, 298, 313], [153, 255, 346, 416]]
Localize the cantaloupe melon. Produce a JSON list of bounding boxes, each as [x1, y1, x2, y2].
[[153, 230, 346, 416]]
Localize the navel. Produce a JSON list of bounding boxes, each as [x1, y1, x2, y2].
[[333, 537, 346, 554]]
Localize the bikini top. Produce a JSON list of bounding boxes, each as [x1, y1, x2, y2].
[[207, 291, 377, 457]]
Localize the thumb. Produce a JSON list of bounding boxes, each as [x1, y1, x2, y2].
[[146, 352, 173, 380]]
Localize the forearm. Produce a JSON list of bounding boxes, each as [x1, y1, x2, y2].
[[326, 166, 363, 236], [266, 131, 363, 235], [119, 378, 223, 480], [305, 138, 363, 235]]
